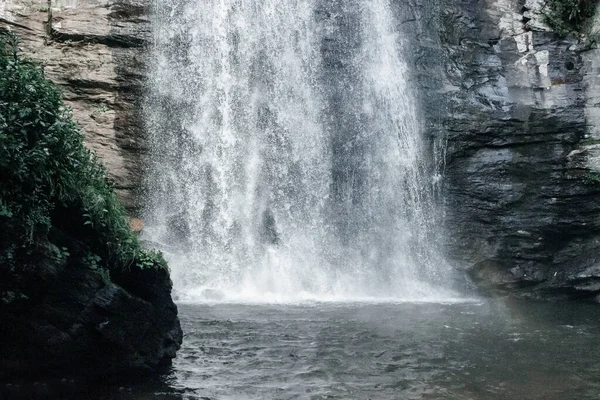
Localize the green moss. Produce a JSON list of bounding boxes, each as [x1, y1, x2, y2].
[[543, 0, 597, 35], [0, 33, 167, 277], [584, 172, 600, 186], [580, 138, 600, 146]]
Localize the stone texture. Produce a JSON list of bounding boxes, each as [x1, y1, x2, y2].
[[400, 0, 600, 299], [0, 260, 182, 380], [0, 0, 150, 212], [1, 0, 182, 381]]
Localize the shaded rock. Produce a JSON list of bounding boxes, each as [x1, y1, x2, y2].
[[401, 0, 600, 299], [0, 262, 182, 381], [260, 208, 280, 246]]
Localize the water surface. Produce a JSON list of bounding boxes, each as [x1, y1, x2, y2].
[[6, 298, 600, 399], [106, 299, 600, 399]]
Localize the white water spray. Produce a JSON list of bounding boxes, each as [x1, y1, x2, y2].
[[144, 0, 454, 303]]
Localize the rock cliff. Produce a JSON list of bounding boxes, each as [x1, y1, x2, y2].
[[0, 0, 182, 383], [1, 0, 149, 212], [4, 0, 600, 300], [399, 0, 600, 299]]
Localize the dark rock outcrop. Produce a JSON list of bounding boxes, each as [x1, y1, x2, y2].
[[0, 258, 182, 380]]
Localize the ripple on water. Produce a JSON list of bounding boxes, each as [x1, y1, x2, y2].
[[164, 300, 600, 400], [13, 299, 595, 399]]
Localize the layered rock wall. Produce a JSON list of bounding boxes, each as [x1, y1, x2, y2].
[[1, 0, 149, 211], [402, 0, 600, 298]]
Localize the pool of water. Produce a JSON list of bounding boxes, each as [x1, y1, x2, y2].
[[6, 298, 600, 399]]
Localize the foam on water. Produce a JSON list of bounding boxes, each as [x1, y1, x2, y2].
[[173, 281, 468, 305], [174, 287, 476, 306]]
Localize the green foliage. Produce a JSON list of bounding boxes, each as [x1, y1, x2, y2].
[[136, 249, 168, 270], [584, 172, 600, 186], [84, 252, 111, 284], [580, 137, 600, 146], [83, 252, 102, 269], [543, 0, 597, 35], [53, 246, 71, 262], [91, 104, 109, 114], [0, 33, 167, 276]]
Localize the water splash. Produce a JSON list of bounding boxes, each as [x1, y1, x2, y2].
[[143, 0, 455, 303]]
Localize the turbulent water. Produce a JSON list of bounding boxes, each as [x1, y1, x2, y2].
[[165, 300, 600, 400], [144, 0, 452, 302], [11, 299, 600, 399]]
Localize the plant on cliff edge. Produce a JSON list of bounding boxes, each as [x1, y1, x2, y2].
[[0, 32, 166, 276], [543, 0, 597, 35]]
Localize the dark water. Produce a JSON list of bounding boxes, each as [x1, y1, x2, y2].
[[6, 299, 600, 399]]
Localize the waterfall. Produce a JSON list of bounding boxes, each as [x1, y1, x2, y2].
[[144, 0, 453, 302]]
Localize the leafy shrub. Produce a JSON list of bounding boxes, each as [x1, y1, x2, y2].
[[584, 172, 600, 187], [0, 33, 166, 276], [543, 0, 597, 35]]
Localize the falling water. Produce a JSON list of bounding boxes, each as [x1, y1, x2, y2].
[[143, 0, 453, 302]]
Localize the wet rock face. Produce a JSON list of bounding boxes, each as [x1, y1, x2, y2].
[[1, 0, 150, 212], [401, 0, 600, 299]]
